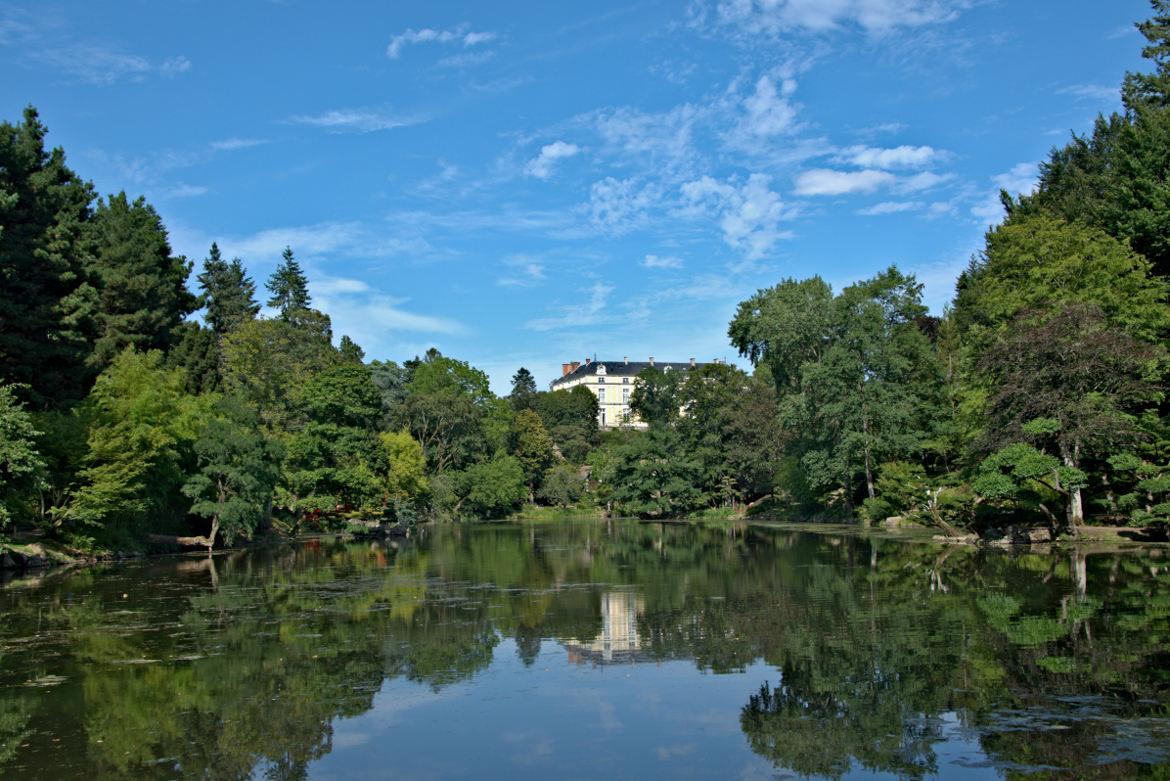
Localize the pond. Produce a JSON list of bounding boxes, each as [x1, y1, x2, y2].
[[1, 520, 1168, 779]]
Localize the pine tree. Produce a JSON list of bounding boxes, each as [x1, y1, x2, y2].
[[197, 243, 259, 335], [265, 245, 311, 319], [87, 192, 196, 368], [0, 106, 99, 407]]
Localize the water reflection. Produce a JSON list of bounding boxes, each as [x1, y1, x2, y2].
[[562, 591, 646, 665], [0, 522, 1167, 779]]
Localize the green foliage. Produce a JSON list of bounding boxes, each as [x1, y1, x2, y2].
[[378, 430, 428, 502], [220, 315, 338, 428], [0, 106, 98, 407], [954, 213, 1168, 351], [511, 409, 556, 494], [67, 350, 209, 546], [87, 191, 196, 369], [604, 427, 703, 518], [196, 242, 258, 335], [534, 386, 599, 462], [166, 321, 221, 395], [0, 383, 46, 533], [537, 463, 586, 507], [453, 454, 527, 518], [338, 334, 364, 363], [509, 367, 537, 411], [183, 395, 283, 547], [628, 366, 684, 426], [265, 245, 311, 319]]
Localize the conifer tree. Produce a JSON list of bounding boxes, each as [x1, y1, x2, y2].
[[265, 245, 311, 319], [197, 243, 259, 335], [87, 192, 196, 368], [0, 106, 98, 406]]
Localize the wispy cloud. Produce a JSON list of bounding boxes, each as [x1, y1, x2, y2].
[[525, 141, 581, 179], [157, 183, 208, 199], [641, 254, 684, 269], [1056, 83, 1118, 102], [526, 283, 613, 330], [497, 255, 548, 287], [209, 137, 268, 152], [971, 161, 1038, 224], [33, 44, 190, 85], [288, 108, 424, 133], [386, 26, 497, 59], [837, 144, 942, 169], [858, 200, 923, 215], [587, 177, 663, 235], [793, 168, 895, 195], [704, 0, 968, 36], [679, 173, 795, 263]]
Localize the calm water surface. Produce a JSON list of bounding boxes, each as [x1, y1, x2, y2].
[[1, 520, 1168, 779]]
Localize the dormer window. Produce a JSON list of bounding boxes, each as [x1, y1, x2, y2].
[[597, 363, 607, 375]]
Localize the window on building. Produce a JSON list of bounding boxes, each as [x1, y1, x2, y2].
[[622, 388, 630, 404], [597, 377, 606, 383], [622, 377, 630, 384], [598, 388, 606, 402], [599, 409, 606, 426]]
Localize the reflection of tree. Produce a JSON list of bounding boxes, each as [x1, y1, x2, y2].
[[741, 680, 942, 779], [2, 523, 1170, 778]]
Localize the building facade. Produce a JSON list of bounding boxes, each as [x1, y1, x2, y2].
[[549, 356, 710, 429]]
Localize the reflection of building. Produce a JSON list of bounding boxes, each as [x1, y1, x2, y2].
[[550, 357, 713, 430], [562, 590, 653, 665]]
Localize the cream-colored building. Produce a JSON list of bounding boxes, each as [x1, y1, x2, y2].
[[549, 356, 710, 430]]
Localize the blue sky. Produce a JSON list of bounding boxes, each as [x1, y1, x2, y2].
[[0, 0, 1152, 393]]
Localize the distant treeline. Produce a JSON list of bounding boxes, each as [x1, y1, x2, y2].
[[2, 3, 1170, 550]]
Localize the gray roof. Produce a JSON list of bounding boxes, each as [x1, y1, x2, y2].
[[550, 359, 712, 388]]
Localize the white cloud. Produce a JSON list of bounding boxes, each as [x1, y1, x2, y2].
[[497, 255, 548, 287], [314, 276, 373, 295], [641, 254, 684, 269], [326, 294, 466, 339], [161, 56, 191, 77], [1056, 84, 1119, 102], [438, 50, 496, 68], [592, 104, 701, 171], [793, 168, 895, 195], [525, 141, 581, 179], [971, 161, 1038, 224], [587, 177, 662, 234], [33, 44, 181, 85], [526, 284, 614, 330], [157, 183, 208, 199], [740, 74, 799, 137], [838, 144, 941, 169], [858, 200, 922, 215], [680, 173, 794, 262], [209, 137, 267, 152], [386, 26, 496, 59], [896, 171, 951, 192], [710, 0, 965, 35], [288, 108, 423, 133]]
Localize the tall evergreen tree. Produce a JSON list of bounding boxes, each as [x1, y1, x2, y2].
[[0, 106, 98, 407], [265, 245, 311, 319], [197, 243, 259, 335], [87, 192, 196, 368], [509, 367, 537, 411]]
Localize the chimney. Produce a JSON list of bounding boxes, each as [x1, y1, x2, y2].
[[562, 363, 571, 377], [623, 356, 628, 365], [571, 361, 580, 373], [649, 356, 654, 366], [689, 357, 695, 367]]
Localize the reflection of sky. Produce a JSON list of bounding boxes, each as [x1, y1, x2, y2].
[[313, 641, 1009, 780]]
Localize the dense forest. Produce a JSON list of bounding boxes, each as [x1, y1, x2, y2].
[[2, 4, 1169, 552]]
